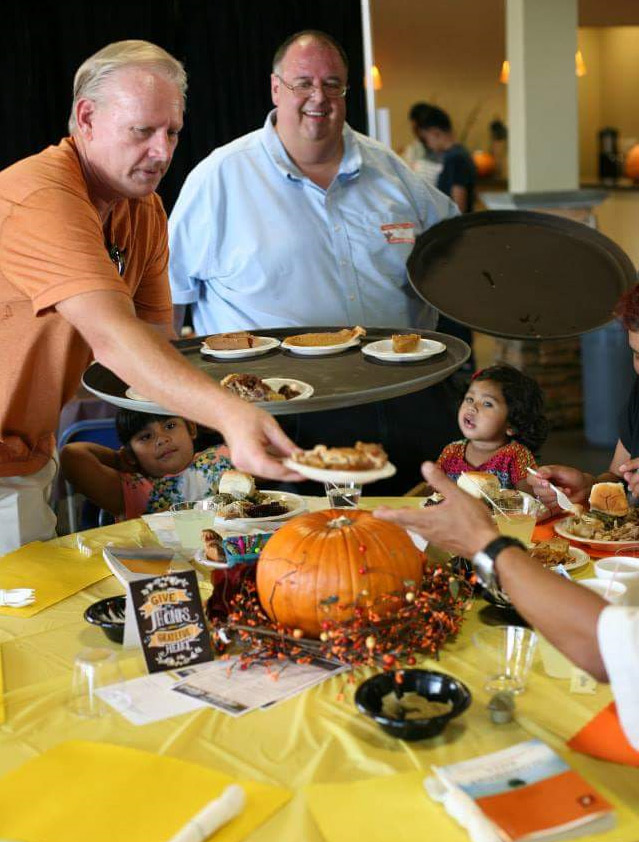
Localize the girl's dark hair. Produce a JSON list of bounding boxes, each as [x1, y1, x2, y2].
[[472, 364, 549, 453], [115, 409, 177, 447]]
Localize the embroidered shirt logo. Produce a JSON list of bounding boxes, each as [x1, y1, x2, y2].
[[380, 222, 415, 244]]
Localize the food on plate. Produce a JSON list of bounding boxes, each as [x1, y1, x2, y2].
[[291, 441, 387, 471], [220, 373, 299, 402], [457, 471, 500, 500], [219, 470, 256, 498], [381, 690, 453, 720], [209, 469, 290, 520], [391, 333, 421, 353], [588, 481, 629, 519], [202, 529, 225, 563], [282, 326, 366, 347], [529, 537, 572, 568], [423, 491, 445, 506], [491, 489, 523, 510], [203, 331, 255, 351]]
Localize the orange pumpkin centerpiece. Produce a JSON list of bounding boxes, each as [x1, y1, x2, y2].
[[256, 509, 424, 638]]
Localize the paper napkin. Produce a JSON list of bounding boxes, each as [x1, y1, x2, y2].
[[0, 741, 290, 842], [0, 542, 111, 617]]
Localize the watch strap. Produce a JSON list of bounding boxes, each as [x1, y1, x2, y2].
[[481, 535, 527, 561]]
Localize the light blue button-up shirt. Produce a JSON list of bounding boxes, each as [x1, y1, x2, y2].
[[168, 111, 458, 335]]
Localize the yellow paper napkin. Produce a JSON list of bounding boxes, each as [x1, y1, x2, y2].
[[0, 542, 111, 617], [305, 770, 639, 842], [0, 645, 4, 724], [0, 741, 290, 842]]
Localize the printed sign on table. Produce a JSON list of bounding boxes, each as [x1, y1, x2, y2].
[[128, 570, 213, 673]]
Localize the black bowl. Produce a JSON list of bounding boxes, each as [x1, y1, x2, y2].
[[84, 595, 126, 644], [355, 669, 471, 741]]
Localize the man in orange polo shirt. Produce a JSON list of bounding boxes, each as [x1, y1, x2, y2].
[[0, 40, 298, 553]]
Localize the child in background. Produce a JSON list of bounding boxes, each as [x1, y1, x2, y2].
[[437, 365, 548, 489], [60, 410, 232, 519]]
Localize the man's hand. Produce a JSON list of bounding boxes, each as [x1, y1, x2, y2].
[[374, 462, 497, 558], [217, 402, 302, 481], [527, 464, 593, 515], [617, 457, 639, 496]]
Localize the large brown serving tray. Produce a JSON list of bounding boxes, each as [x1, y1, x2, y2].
[[82, 326, 469, 416], [407, 210, 636, 340]]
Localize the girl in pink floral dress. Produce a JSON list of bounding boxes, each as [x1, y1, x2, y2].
[[437, 365, 548, 489]]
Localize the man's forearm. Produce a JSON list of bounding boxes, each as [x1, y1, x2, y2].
[[58, 292, 241, 434], [495, 548, 608, 680]]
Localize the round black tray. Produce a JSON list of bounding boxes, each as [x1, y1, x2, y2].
[[407, 210, 635, 340], [82, 326, 469, 416]]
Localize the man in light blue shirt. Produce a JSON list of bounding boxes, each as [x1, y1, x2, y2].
[[169, 32, 457, 335], [169, 30, 461, 492]]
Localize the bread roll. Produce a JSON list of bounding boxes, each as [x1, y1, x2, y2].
[[588, 482, 628, 517], [218, 470, 256, 499], [457, 471, 500, 499]]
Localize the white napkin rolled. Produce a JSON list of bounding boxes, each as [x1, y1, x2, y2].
[[424, 774, 501, 842], [0, 588, 35, 607], [168, 784, 246, 842]]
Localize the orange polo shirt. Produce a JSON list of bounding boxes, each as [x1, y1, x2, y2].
[[0, 137, 173, 477]]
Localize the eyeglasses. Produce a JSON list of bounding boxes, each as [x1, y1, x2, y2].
[[276, 75, 349, 99], [107, 242, 126, 277]]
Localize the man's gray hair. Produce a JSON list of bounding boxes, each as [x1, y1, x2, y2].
[[68, 40, 187, 133]]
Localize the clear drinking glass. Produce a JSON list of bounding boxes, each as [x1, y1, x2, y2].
[[493, 495, 540, 546], [472, 625, 538, 694], [324, 481, 362, 509], [68, 647, 126, 718], [170, 500, 218, 552]]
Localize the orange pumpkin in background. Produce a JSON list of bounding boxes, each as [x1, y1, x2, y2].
[[256, 509, 424, 638], [624, 144, 639, 182], [472, 150, 497, 178]]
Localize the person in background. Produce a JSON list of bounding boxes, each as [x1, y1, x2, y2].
[[529, 284, 639, 512], [169, 30, 461, 494], [414, 104, 476, 213], [437, 365, 548, 489], [0, 40, 299, 554], [412, 103, 477, 370], [61, 410, 232, 520], [375, 462, 639, 750], [401, 102, 443, 188]]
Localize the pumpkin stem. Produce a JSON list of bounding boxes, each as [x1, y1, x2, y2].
[[327, 514, 353, 529]]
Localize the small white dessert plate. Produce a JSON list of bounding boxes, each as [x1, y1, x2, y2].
[[262, 378, 314, 400], [283, 459, 396, 485], [281, 336, 361, 356], [362, 338, 446, 362], [200, 336, 280, 360]]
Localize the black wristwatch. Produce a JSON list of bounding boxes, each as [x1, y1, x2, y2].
[[472, 536, 527, 592]]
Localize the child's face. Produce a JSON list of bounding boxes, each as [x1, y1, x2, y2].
[[127, 417, 196, 478], [458, 380, 510, 444]]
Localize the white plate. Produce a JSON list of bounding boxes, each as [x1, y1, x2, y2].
[[215, 490, 307, 526], [281, 336, 361, 356], [554, 517, 639, 550], [262, 378, 314, 401], [283, 459, 396, 485], [200, 336, 280, 360], [530, 544, 590, 572], [125, 377, 312, 406], [361, 338, 446, 362]]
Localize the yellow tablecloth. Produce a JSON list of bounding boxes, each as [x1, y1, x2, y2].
[[0, 502, 637, 842]]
